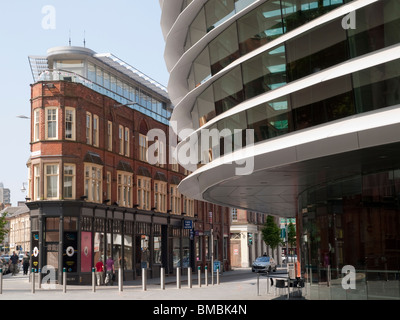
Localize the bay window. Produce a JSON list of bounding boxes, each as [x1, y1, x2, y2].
[[84, 163, 103, 203]]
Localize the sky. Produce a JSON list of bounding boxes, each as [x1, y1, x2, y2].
[[0, 1, 170, 206]]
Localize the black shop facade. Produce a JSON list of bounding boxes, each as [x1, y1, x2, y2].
[[27, 200, 194, 284]]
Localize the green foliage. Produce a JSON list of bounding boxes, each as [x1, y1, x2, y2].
[[261, 215, 282, 257], [0, 212, 9, 244], [287, 222, 296, 249]]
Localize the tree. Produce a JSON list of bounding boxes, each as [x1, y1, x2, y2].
[[0, 212, 9, 244], [261, 215, 282, 258], [287, 222, 296, 254]]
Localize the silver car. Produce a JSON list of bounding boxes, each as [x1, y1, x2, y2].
[[252, 256, 277, 273]]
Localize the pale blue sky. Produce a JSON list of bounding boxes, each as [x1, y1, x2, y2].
[[0, 1, 169, 205]]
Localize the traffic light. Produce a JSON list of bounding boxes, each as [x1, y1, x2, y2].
[[248, 232, 253, 245]]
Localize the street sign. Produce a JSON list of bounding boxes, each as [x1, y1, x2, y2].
[[184, 220, 193, 229], [213, 260, 221, 272]]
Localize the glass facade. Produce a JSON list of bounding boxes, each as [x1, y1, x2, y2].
[[190, 0, 400, 130], [184, 0, 257, 51], [299, 169, 400, 300], [38, 61, 171, 125], [201, 58, 400, 161], [187, 0, 348, 92]]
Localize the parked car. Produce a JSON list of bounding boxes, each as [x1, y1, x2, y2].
[[251, 256, 277, 273], [0, 255, 10, 274]]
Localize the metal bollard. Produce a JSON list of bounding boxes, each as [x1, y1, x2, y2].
[[257, 273, 260, 296], [0, 268, 3, 294], [217, 266, 220, 285], [188, 267, 192, 288], [63, 268, 67, 293], [205, 266, 208, 286], [118, 268, 123, 292], [142, 268, 147, 291], [31, 268, 35, 294], [161, 267, 165, 290], [92, 268, 96, 293], [211, 265, 214, 286], [176, 267, 181, 289], [38, 268, 41, 289], [198, 266, 201, 287]]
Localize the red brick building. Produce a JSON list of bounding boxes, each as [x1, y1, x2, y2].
[[26, 46, 231, 284]]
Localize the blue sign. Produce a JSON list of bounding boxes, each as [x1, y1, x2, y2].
[[213, 260, 221, 272], [184, 220, 193, 229]]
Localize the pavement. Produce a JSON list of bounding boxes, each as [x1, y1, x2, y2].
[[0, 267, 304, 301]]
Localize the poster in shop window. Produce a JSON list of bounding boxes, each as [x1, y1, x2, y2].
[[81, 231, 92, 272], [63, 232, 77, 272]]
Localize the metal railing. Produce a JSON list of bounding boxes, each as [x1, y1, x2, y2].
[[37, 69, 171, 125]]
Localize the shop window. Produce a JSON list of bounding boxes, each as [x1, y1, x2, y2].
[[153, 225, 162, 264]]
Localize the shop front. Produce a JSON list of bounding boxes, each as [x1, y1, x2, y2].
[[27, 201, 194, 285]]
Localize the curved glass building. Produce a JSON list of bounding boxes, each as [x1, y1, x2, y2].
[[161, 0, 400, 299]]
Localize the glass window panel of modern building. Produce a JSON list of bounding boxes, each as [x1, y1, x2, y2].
[[190, 0, 400, 129], [204, 58, 400, 161], [299, 169, 400, 300]]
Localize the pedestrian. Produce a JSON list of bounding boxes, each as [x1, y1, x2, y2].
[[10, 251, 19, 276], [105, 256, 115, 286], [95, 258, 104, 286], [22, 251, 30, 275]]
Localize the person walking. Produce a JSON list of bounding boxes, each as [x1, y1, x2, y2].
[[22, 252, 30, 275], [10, 251, 19, 276], [105, 256, 115, 286], [95, 258, 104, 286]]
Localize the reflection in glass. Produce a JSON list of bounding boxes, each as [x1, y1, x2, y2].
[[242, 45, 287, 100], [209, 24, 239, 75], [281, 0, 344, 33], [124, 235, 132, 270], [205, 0, 235, 32], [94, 232, 105, 264], [238, 0, 284, 55], [300, 170, 400, 300], [204, 58, 400, 160], [173, 237, 180, 268], [214, 66, 244, 116]]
